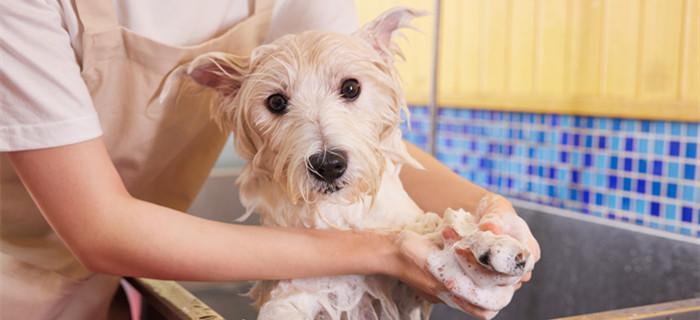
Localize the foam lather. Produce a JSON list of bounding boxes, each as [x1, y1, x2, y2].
[[422, 208, 534, 315]]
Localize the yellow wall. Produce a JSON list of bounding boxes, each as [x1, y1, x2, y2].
[[356, 0, 700, 121]]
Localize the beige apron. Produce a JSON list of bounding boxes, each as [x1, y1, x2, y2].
[[0, 0, 271, 318]]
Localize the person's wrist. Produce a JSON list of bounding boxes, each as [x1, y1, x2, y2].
[[475, 192, 513, 217], [367, 231, 402, 277]]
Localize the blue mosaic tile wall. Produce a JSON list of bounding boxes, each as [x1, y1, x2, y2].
[[402, 106, 700, 238]]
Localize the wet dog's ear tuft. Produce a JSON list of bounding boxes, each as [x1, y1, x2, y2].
[[158, 52, 250, 131], [186, 52, 249, 97], [354, 7, 426, 63]]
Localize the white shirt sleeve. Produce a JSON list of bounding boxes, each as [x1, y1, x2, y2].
[[0, 0, 102, 152], [266, 0, 359, 42]]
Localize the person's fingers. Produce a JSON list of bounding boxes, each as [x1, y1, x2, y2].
[[476, 194, 513, 218], [402, 271, 444, 301], [398, 256, 446, 297], [478, 220, 503, 234], [521, 272, 532, 282], [441, 226, 461, 242], [450, 295, 499, 320], [396, 230, 439, 267], [528, 236, 542, 262], [424, 270, 447, 294], [515, 282, 523, 290], [417, 291, 441, 304]]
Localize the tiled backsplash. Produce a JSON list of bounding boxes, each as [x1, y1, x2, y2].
[[402, 106, 700, 238]]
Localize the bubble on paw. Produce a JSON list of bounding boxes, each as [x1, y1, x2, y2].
[[427, 249, 516, 311], [422, 208, 533, 311], [454, 231, 531, 277]]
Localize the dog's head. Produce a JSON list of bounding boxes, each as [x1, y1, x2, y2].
[[169, 8, 424, 205]]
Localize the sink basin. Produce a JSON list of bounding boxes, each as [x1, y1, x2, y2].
[[557, 298, 700, 320], [181, 173, 700, 319]]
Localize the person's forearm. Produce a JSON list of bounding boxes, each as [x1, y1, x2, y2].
[[85, 196, 396, 281], [400, 142, 489, 214], [8, 138, 398, 282]]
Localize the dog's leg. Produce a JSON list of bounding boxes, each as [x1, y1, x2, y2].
[[394, 284, 431, 320]]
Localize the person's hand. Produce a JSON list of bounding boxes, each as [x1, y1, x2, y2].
[[474, 193, 541, 285], [383, 193, 539, 319], [389, 230, 503, 319], [386, 230, 444, 302]]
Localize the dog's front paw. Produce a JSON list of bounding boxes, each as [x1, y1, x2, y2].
[[427, 246, 516, 313], [452, 229, 532, 278], [440, 208, 534, 278], [423, 208, 535, 315]]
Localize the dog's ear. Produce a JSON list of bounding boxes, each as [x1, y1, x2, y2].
[[186, 52, 249, 97], [354, 7, 425, 63], [158, 52, 250, 131], [159, 52, 249, 107]]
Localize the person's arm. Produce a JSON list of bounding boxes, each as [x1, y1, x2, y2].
[[400, 142, 489, 214], [7, 137, 439, 293]]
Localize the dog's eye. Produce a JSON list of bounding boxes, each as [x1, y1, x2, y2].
[[266, 94, 288, 114], [340, 78, 361, 101]]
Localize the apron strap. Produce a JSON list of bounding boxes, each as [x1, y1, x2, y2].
[[73, 0, 120, 35], [250, 0, 274, 15], [75, 0, 274, 35]]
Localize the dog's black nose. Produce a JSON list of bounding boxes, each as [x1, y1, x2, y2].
[[308, 151, 347, 183]]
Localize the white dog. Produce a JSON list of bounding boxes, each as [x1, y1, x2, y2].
[[163, 8, 534, 320]]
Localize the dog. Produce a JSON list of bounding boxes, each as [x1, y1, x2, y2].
[[162, 7, 534, 319]]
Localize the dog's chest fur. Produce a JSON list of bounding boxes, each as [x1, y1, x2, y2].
[[241, 158, 429, 319]]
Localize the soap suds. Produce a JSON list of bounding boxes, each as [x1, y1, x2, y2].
[[417, 208, 535, 315], [257, 208, 534, 320]]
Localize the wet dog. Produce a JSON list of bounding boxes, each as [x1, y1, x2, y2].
[[163, 8, 534, 319]]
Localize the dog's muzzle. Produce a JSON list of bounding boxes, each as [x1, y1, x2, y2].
[[308, 150, 347, 183]]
